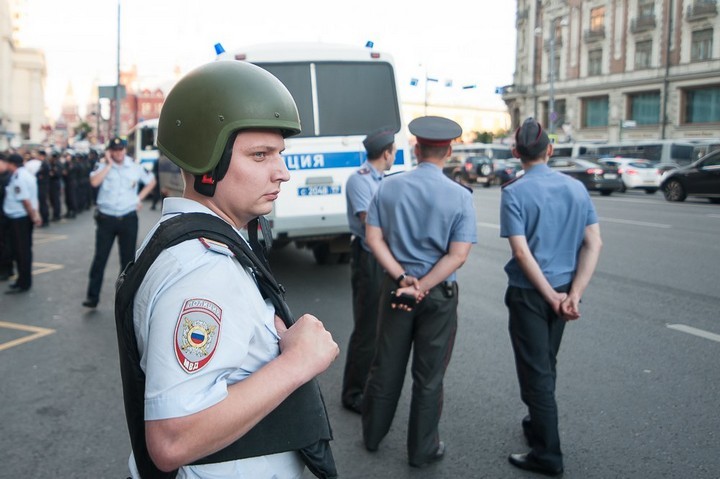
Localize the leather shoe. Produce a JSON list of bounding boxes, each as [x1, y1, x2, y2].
[[5, 287, 30, 294], [82, 298, 98, 308], [409, 441, 445, 468], [508, 453, 563, 476]]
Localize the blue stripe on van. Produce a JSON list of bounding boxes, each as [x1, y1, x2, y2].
[[283, 150, 406, 170]]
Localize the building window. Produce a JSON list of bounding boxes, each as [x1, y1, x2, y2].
[[684, 86, 720, 123], [20, 123, 30, 140], [691, 29, 713, 61], [638, 0, 655, 17], [544, 99, 567, 131], [583, 96, 609, 127], [591, 6, 606, 31], [635, 40, 653, 69], [548, 52, 561, 82], [588, 49, 603, 76], [629, 91, 660, 124]]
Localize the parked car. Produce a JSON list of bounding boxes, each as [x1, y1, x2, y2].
[[443, 155, 495, 186], [596, 157, 661, 194], [547, 157, 623, 196], [493, 159, 524, 185], [660, 149, 720, 203]]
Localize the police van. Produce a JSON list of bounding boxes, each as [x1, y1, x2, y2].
[[159, 43, 412, 263], [127, 118, 160, 172]]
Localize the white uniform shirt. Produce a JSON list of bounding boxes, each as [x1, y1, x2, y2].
[[92, 155, 155, 216], [3, 166, 38, 219], [129, 197, 303, 479]]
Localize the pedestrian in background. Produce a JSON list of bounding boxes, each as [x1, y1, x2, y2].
[[62, 152, 78, 219], [48, 152, 63, 221], [1, 153, 42, 293], [34, 149, 51, 226], [82, 137, 155, 308], [0, 153, 15, 281], [500, 117, 602, 477], [341, 126, 397, 414], [362, 116, 477, 468]]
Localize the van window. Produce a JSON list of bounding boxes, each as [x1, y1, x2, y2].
[[257, 61, 401, 138]]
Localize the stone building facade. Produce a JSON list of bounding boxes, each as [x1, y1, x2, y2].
[[501, 0, 720, 143]]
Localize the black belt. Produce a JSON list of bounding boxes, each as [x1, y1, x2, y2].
[[96, 210, 136, 220]]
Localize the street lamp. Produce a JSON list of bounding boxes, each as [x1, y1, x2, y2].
[[115, 0, 121, 137], [538, 18, 568, 135]]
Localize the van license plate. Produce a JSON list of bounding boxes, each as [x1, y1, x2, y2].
[[298, 185, 342, 196], [604, 174, 618, 179]]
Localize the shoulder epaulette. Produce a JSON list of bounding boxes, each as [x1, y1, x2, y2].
[[501, 176, 523, 189], [198, 237, 235, 257], [357, 167, 371, 175], [384, 170, 406, 177]]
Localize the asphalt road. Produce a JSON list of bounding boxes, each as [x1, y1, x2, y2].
[[0, 187, 718, 479]]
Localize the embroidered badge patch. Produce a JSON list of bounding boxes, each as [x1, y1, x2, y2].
[[174, 298, 222, 374]]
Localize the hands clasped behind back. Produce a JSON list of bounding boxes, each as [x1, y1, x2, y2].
[[274, 314, 339, 382]]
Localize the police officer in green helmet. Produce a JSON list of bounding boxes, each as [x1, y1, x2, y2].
[[117, 60, 339, 479]]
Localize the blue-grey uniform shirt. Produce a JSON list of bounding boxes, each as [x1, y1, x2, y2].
[[346, 161, 384, 251], [500, 163, 598, 289], [3, 166, 38, 219], [367, 162, 477, 281], [92, 156, 155, 216]]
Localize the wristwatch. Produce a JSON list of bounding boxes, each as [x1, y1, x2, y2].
[[396, 272, 407, 286]]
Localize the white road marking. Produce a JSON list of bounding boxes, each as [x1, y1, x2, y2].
[[667, 324, 720, 343], [599, 217, 671, 229]]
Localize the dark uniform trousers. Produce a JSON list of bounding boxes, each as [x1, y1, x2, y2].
[[49, 179, 62, 220], [7, 216, 34, 289], [86, 211, 138, 302], [505, 284, 569, 470], [363, 275, 458, 464], [342, 237, 385, 407]]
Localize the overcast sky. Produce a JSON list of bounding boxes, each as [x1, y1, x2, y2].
[[18, 0, 517, 118]]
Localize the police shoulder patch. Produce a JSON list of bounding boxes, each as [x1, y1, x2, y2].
[[357, 167, 371, 175], [174, 298, 222, 374], [198, 237, 234, 257]]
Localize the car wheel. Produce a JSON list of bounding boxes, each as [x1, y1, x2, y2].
[[479, 163, 492, 176], [663, 180, 686, 202], [453, 172, 462, 183], [709, 198, 720, 204], [619, 182, 627, 193], [645, 188, 657, 194], [600, 190, 612, 196]]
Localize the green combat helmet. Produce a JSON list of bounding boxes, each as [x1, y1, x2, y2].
[[157, 60, 301, 195]]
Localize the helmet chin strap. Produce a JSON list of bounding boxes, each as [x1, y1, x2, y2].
[[193, 131, 239, 197]]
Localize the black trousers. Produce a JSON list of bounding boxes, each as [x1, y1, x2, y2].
[[49, 180, 62, 220], [86, 211, 138, 302], [505, 284, 569, 470], [342, 239, 385, 407], [7, 216, 33, 289], [363, 276, 458, 464], [0, 217, 14, 276], [38, 184, 50, 225]]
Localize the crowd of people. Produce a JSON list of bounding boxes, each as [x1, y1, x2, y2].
[[0, 147, 100, 292]]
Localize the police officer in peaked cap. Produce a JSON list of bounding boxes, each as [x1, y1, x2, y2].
[[501, 117, 603, 476], [342, 126, 397, 414], [362, 115, 477, 467]]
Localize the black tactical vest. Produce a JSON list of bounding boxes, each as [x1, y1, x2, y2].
[[114, 213, 336, 478]]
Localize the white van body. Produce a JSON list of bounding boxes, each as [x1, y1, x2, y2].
[[159, 43, 412, 263]]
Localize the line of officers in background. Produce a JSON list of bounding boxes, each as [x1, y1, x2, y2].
[[0, 147, 99, 283]]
